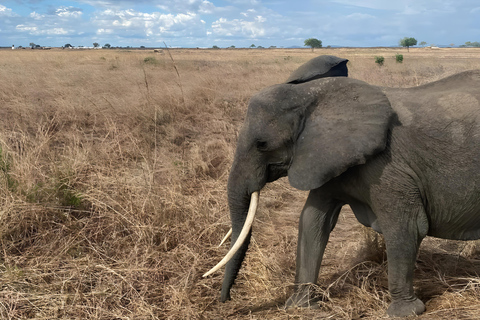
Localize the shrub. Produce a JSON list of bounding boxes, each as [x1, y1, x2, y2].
[[143, 56, 158, 64], [374, 56, 385, 66], [395, 54, 404, 63]]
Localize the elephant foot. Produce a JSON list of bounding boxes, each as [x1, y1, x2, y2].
[[387, 298, 425, 317], [285, 284, 320, 309]]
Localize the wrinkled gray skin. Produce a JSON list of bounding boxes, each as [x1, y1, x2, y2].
[[221, 55, 480, 317]]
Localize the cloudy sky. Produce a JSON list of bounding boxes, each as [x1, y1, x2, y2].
[[1, 0, 479, 48]]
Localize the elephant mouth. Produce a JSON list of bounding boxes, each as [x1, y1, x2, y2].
[[267, 163, 289, 182]]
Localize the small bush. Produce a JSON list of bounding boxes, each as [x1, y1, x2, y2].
[[395, 54, 404, 63], [374, 56, 385, 66], [143, 56, 158, 64]]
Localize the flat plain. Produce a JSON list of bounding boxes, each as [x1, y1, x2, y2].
[[1, 47, 480, 319]]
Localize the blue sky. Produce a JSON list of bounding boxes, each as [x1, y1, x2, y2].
[[1, 0, 479, 48]]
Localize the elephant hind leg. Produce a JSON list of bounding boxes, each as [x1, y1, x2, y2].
[[286, 189, 343, 308]]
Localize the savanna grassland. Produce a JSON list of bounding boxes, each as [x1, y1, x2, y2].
[[1, 47, 480, 319]]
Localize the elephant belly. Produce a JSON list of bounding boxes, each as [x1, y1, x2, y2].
[[423, 176, 480, 240], [427, 205, 480, 241]]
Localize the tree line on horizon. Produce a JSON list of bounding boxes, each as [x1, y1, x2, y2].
[[12, 39, 480, 50]]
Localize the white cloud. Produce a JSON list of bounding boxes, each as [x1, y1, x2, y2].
[[55, 7, 83, 18], [16, 25, 38, 33], [97, 28, 114, 34], [345, 13, 375, 19], [0, 5, 17, 17], [211, 16, 266, 38], [30, 12, 45, 20], [77, 0, 218, 14], [256, 15, 266, 23], [11, 5, 84, 39], [16, 24, 70, 35], [225, 0, 260, 5], [327, 0, 458, 13], [198, 0, 216, 14], [48, 28, 69, 35], [92, 9, 205, 40], [327, 0, 406, 10]]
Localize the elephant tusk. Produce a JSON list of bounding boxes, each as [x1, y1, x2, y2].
[[218, 228, 232, 247], [203, 191, 259, 277]]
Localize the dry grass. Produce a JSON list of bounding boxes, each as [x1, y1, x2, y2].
[[0, 47, 480, 319]]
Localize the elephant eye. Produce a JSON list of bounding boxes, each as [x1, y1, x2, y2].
[[256, 140, 268, 151]]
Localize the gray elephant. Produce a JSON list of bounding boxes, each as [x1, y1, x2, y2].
[[204, 55, 480, 317]]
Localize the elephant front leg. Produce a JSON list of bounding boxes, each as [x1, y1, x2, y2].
[[286, 190, 342, 308], [381, 210, 427, 317]]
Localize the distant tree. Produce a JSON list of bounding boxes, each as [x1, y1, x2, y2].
[[449, 43, 455, 47], [304, 38, 322, 52], [212, 45, 220, 49], [64, 43, 73, 48], [464, 41, 480, 47], [229, 45, 235, 48], [140, 46, 146, 49], [250, 44, 256, 48], [103, 43, 111, 49], [29, 42, 36, 49], [269, 45, 277, 49], [93, 42, 99, 48], [419, 41, 427, 47], [399, 37, 417, 52]]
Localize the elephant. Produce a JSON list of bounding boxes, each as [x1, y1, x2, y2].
[[203, 55, 480, 317]]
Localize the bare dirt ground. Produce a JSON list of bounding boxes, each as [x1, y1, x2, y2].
[[0, 47, 480, 319]]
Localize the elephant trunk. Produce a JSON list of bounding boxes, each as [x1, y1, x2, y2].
[[203, 144, 265, 301], [219, 189, 258, 301]]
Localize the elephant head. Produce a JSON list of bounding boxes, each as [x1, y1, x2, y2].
[[203, 55, 393, 302]]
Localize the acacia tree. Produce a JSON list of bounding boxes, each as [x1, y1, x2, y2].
[[304, 38, 322, 52], [400, 37, 417, 52], [464, 41, 480, 47]]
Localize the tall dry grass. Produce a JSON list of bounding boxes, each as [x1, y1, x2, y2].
[[0, 47, 479, 319]]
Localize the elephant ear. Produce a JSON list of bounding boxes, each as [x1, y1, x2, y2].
[[286, 55, 348, 84], [288, 77, 393, 191]]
